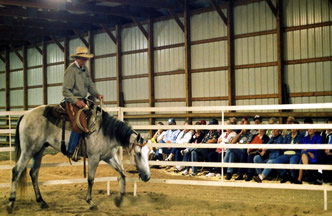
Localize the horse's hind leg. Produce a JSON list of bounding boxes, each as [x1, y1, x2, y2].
[[30, 144, 48, 209], [7, 154, 31, 213]]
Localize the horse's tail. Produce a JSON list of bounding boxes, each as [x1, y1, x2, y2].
[[15, 115, 27, 193]]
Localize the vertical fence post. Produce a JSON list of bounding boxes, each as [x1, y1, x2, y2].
[[9, 115, 12, 164], [107, 181, 110, 195], [324, 189, 327, 211], [134, 181, 137, 197]]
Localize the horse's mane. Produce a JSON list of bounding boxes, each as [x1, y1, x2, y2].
[[100, 111, 134, 148]]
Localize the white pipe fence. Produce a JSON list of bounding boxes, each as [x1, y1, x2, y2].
[[0, 103, 332, 210]]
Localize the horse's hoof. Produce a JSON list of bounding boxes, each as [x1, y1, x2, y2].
[[40, 201, 49, 209], [89, 204, 98, 211], [114, 196, 123, 207], [6, 204, 13, 214]]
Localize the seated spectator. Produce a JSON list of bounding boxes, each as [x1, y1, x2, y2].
[[253, 128, 283, 183], [153, 118, 180, 161], [318, 117, 332, 182], [251, 115, 262, 136], [253, 122, 303, 183], [297, 118, 322, 184], [169, 120, 194, 172], [229, 117, 241, 134], [148, 122, 165, 160], [181, 122, 205, 175], [282, 116, 295, 137], [224, 118, 252, 180], [190, 119, 220, 176], [266, 117, 278, 138], [245, 128, 269, 181], [205, 121, 237, 177]]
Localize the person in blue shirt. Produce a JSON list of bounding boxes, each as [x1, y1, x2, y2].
[[153, 118, 180, 161], [319, 117, 332, 182], [297, 118, 322, 184], [253, 122, 303, 183], [253, 128, 284, 183]]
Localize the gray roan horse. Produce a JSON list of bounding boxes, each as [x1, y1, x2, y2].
[[6, 105, 150, 213]]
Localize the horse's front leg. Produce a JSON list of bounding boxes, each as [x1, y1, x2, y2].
[[105, 156, 126, 207], [86, 156, 99, 210]]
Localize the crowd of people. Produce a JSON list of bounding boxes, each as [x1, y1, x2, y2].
[[148, 116, 332, 185]]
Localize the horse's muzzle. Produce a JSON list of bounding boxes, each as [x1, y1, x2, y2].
[[139, 173, 150, 182]]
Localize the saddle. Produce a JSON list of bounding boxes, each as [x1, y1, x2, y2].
[[43, 101, 101, 156]]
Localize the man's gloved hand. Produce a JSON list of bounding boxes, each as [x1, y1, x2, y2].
[[76, 100, 86, 108]]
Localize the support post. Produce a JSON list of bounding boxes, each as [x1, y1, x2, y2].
[[5, 48, 10, 111], [184, 0, 192, 109], [227, 2, 235, 106], [116, 25, 123, 107], [64, 36, 69, 69], [23, 44, 28, 110], [276, 0, 284, 123], [148, 18, 155, 136], [88, 30, 95, 82], [42, 39, 47, 104]]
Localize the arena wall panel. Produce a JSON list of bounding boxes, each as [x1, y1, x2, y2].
[[285, 62, 332, 93], [94, 57, 117, 79], [28, 88, 43, 106], [27, 68, 42, 86], [47, 86, 62, 105], [190, 10, 227, 41], [235, 98, 279, 112], [122, 53, 148, 76], [47, 43, 64, 64], [27, 47, 42, 67], [95, 80, 117, 102], [0, 91, 4, 110], [122, 78, 149, 101], [10, 52, 22, 70], [155, 102, 186, 114], [124, 103, 150, 116], [47, 65, 64, 84], [234, 0, 276, 34], [283, 0, 330, 27], [9, 71, 23, 88], [154, 19, 184, 47], [191, 41, 227, 69], [9, 90, 23, 107], [94, 32, 116, 55], [284, 27, 330, 60], [234, 34, 277, 65], [155, 74, 185, 99], [154, 47, 184, 73], [191, 70, 228, 98], [235, 67, 278, 96], [122, 26, 148, 52]]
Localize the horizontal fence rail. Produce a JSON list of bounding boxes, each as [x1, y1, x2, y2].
[[1, 103, 332, 210]]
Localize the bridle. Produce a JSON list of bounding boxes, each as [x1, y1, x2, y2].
[[129, 132, 148, 171]]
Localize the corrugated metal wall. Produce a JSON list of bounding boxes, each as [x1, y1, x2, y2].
[[2, 0, 331, 114], [234, 0, 278, 108], [284, 0, 332, 108], [154, 19, 185, 108], [27, 47, 43, 107]]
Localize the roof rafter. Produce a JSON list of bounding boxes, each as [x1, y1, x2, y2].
[[28, 40, 43, 55], [99, 0, 178, 9], [131, 17, 148, 39], [9, 44, 23, 62], [49, 35, 65, 52], [0, 0, 148, 18], [73, 30, 89, 47], [100, 24, 117, 44], [265, 0, 277, 17], [168, 9, 184, 32]]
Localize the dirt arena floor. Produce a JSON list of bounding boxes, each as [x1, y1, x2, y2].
[[0, 152, 331, 216]]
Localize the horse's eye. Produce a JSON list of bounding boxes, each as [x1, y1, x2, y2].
[[136, 152, 142, 158]]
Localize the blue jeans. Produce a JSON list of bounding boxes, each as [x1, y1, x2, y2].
[[207, 151, 222, 173], [191, 148, 208, 174], [68, 131, 81, 154], [247, 153, 260, 176], [257, 154, 300, 178], [223, 149, 246, 174], [253, 155, 269, 174]]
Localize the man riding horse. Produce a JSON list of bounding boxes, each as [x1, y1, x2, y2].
[[63, 46, 104, 160]]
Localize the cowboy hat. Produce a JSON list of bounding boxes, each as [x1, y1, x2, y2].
[[71, 46, 94, 59]]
